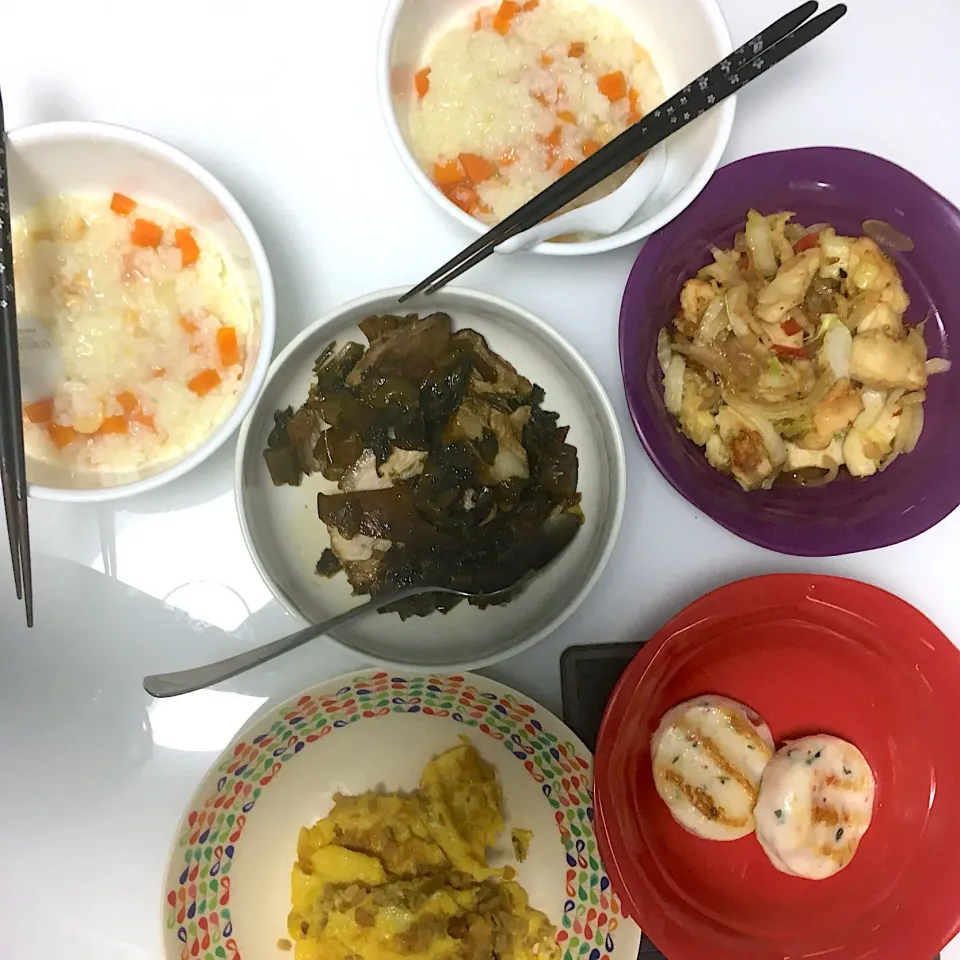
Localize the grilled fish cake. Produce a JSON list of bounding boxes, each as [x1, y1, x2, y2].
[[650, 695, 775, 841], [755, 734, 876, 879]]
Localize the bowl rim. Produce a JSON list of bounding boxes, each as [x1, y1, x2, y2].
[[618, 144, 960, 555], [376, 0, 736, 256], [233, 284, 627, 671], [10, 120, 277, 503]]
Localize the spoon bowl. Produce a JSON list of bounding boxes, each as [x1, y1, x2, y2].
[[496, 144, 668, 254]]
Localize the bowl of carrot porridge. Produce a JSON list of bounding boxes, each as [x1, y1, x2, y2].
[[7, 121, 276, 501], [378, 0, 734, 254]]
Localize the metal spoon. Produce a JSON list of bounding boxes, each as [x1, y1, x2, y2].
[[143, 514, 579, 698]]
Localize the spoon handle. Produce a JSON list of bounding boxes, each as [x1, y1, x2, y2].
[[142, 586, 435, 698]]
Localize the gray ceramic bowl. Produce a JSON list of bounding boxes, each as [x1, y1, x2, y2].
[[237, 287, 625, 670]]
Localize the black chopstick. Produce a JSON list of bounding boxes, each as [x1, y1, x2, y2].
[[400, 1, 846, 301], [0, 89, 33, 627]]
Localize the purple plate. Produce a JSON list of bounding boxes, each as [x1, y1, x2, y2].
[[619, 146, 960, 557]]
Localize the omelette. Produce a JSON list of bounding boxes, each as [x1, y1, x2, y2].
[[287, 741, 560, 960]]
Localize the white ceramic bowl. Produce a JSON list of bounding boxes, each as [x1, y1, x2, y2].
[[377, 0, 735, 256], [235, 286, 626, 671], [8, 121, 276, 502]]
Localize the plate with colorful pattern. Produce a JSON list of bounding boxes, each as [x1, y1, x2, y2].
[[162, 671, 640, 960]]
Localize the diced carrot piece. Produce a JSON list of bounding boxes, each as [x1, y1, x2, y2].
[[539, 52, 553, 67], [132, 411, 155, 430], [598, 71, 627, 102], [628, 88, 643, 123], [458, 153, 498, 183], [98, 415, 128, 435], [152, 366, 167, 378], [533, 91, 549, 107], [493, 0, 520, 33], [794, 232, 820, 253], [522, 0, 538, 9], [433, 160, 465, 186], [414, 67, 431, 100], [47, 423, 78, 448], [500, 148, 519, 167], [24, 398, 54, 423], [473, 11, 484, 29], [110, 192, 136, 216], [557, 109, 577, 124], [541, 126, 562, 148], [189, 369, 222, 397], [558, 158, 577, 175], [130, 218, 164, 248], [582, 138, 602, 157], [443, 182, 481, 215], [175, 227, 200, 268], [116, 391, 139, 415], [217, 326, 241, 367], [568, 41, 586, 57], [180, 316, 199, 334]]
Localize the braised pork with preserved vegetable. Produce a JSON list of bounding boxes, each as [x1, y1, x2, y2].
[[264, 312, 582, 618]]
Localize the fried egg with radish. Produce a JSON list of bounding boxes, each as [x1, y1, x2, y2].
[[754, 734, 876, 879], [650, 695, 775, 841]]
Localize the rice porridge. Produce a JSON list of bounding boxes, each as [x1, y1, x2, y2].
[[13, 192, 253, 477], [408, 0, 664, 227]]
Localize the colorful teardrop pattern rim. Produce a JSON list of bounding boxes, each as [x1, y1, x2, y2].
[[164, 673, 627, 960]]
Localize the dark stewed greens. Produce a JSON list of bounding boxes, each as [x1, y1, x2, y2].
[[263, 312, 582, 618]]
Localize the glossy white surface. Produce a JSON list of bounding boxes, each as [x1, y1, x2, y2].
[[0, 1, 957, 958]]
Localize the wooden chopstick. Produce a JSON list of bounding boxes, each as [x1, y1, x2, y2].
[[0, 89, 34, 626], [400, 1, 846, 301]]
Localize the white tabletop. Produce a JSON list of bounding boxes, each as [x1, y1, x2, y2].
[[0, 1, 957, 958]]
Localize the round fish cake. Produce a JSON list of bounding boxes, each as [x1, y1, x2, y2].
[[650, 695, 775, 841], [754, 734, 876, 879]]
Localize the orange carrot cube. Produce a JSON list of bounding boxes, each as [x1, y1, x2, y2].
[[188, 369, 221, 397], [110, 193, 136, 216], [130, 218, 164, 248]]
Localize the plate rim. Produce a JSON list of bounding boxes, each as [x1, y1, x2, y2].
[[233, 285, 627, 671], [160, 668, 642, 960], [593, 572, 960, 960]]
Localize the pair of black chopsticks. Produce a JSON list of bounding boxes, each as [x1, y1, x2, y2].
[[402, 1, 847, 301], [0, 90, 33, 627]]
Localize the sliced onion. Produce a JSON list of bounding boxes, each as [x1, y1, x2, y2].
[[664, 355, 686, 416], [746, 209, 778, 277], [854, 389, 886, 431], [657, 328, 673, 375], [907, 323, 928, 363], [725, 285, 752, 337], [863, 219, 915, 253], [671, 340, 735, 383], [726, 399, 787, 466], [791, 459, 840, 486], [903, 403, 924, 454], [822, 323, 852, 379], [697, 295, 729, 344], [724, 368, 835, 422], [880, 404, 924, 471], [926, 357, 952, 375]]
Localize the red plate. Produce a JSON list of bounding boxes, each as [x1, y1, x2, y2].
[[594, 574, 960, 960]]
